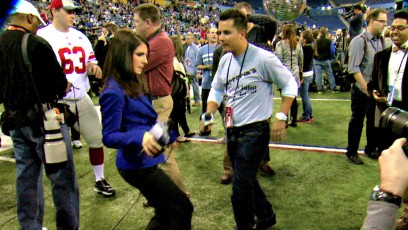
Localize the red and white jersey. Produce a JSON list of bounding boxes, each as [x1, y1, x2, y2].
[[37, 25, 97, 99]]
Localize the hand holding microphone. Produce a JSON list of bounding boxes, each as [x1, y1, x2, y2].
[[199, 112, 214, 136], [141, 122, 171, 157], [142, 132, 163, 157]]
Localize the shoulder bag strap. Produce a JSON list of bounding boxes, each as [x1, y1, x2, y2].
[[21, 33, 46, 119]]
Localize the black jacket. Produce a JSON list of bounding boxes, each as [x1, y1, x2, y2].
[[314, 37, 332, 61], [368, 46, 408, 135], [368, 46, 408, 112], [302, 44, 314, 72], [94, 39, 109, 69], [0, 28, 67, 129], [247, 14, 277, 51]]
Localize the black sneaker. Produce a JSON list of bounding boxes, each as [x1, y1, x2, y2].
[[94, 178, 116, 197], [347, 155, 364, 165]]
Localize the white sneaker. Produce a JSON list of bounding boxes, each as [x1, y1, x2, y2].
[[72, 140, 83, 149]]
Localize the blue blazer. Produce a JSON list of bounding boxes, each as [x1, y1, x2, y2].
[[100, 78, 166, 170]]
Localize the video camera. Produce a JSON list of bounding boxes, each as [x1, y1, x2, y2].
[[380, 107, 408, 156], [342, 3, 367, 19]]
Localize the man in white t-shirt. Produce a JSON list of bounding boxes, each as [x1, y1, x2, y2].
[[202, 9, 297, 229]]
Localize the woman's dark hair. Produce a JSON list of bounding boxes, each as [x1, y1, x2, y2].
[[170, 35, 184, 63], [102, 29, 150, 97]]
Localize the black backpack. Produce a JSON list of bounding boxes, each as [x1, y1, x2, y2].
[[171, 70, 187, 98]]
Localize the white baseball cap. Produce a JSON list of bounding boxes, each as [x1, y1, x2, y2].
[[49, 0, 81, 11], [10, 0, 46, 25]]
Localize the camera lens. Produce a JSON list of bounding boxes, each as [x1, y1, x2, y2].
[[380, 107, 408, 138]]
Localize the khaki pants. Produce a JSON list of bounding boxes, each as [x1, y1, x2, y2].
[[223, 148, 233, 175], [152, 95, 188, 194]]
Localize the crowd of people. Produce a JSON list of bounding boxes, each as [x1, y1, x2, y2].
[[3, 0, 408, 229]]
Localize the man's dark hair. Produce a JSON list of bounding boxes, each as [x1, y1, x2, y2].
[[366, 8, 387, 24], [319, 27, 328, 36], [353, 4, 363, 11], [301, 30, 314, 44], [103, 22, 119, 35], [219, 9, 248, 32], [394, 9, 408, 21]]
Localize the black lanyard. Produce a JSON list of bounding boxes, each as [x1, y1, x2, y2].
[[365, 32, 383, 53], [396, 48, 408, 75], [368, 38, 381, 52], [225, 43, 249, 102]]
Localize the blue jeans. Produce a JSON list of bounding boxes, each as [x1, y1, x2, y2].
[[346, 87, 377, 156], [227, 121, 274, 229], [192, 75, 200, 103], [300, 76, 313, 119], [314, 59, 336, 91], [11, 124, 79, 230]]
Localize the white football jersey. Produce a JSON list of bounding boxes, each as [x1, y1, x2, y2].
[[37, 25, 97, 99]]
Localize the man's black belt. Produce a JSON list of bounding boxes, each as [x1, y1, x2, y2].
[[151, 95, 169, 100], [229, 119, 270, 133]]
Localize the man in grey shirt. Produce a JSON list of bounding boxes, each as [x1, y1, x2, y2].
[[346, 8, 387, 164], [184, 32, 201, 106]]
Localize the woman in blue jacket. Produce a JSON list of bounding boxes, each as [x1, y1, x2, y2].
[[99, 29, 193, 229]]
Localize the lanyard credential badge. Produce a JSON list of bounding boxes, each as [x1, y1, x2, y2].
[[225, 106, 233, 128], [387, 85, 395, 106]]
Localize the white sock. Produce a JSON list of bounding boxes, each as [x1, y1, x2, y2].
[[93, 164, 104, 181]]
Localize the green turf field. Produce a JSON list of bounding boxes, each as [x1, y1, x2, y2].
[[0, 91, 386, 230]]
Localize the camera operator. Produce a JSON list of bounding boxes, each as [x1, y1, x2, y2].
[[346, 4, 366, 42], [362, 138, 408, 230], [368, 9, 408, 229], [0, 1, 79, 228]]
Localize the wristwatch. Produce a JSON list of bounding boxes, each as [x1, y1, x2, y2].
[[275, 112, 288, 121], [370, 186, 402, 207]]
